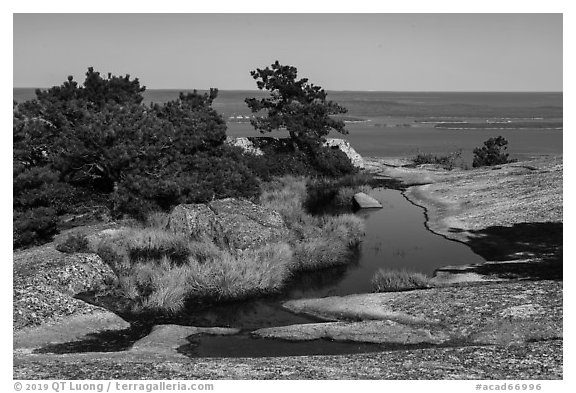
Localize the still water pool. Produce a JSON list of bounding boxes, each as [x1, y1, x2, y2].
[[59, 188, 485, 357], [177, 188, 485, 357]]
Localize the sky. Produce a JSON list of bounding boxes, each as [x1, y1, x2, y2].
[[13, 13, 563, 92]]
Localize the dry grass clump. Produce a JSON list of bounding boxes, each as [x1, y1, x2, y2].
[[304, 173, 375, 214], [333, 185, 372, 207], [55, 233, 91, 254], [261, 176, 365, 271], [123, 227, 191, 264], [412, 150, 464, 170], [186, 243, 294, 300], [371, 268, 432, 292], [132, 258, 192, 313], [260, 176, 308, 226], [97, 230, 294, 313], [320, 214, 365, 247], [293, 214, 365, 270], [145, 211, 170, 229], [97, 175, 367, 314], [293, 237, 351, 271]]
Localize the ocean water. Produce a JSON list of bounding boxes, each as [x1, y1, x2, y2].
[[14, 88, 563, 161]]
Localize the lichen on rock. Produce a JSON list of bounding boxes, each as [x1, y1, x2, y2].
[[167, 198, 290, 251]]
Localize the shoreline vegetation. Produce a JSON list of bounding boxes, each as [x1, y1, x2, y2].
[[13, 64, 374, 317], [95, 176, 367, 314], [13, 66, 360, 250]]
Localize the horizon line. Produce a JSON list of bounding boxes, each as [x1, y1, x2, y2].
[[13, 87, 564, 94]]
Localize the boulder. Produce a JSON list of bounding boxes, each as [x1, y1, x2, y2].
[[324, 138, 365, 169], [167, 204, 218, 240], [13, 251, 119, 330], [225, 136, 264, 156], [353, 192, 383, 209], [226, 136, 365, 169], [14, 310, 130, 352], [209, 198, 285, 228], [167, 198, 289, 251], [210, 199, 289, 250]]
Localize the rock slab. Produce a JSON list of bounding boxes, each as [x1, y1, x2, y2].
[[14, 310, 130, 352], [282, 280, 562, 346], [226, 136, 365, 169], [131, 325, 240, 355], [284, 293, 437, 325], [353, 192, 383, 209], [253, 320, 450, 345], [324, 138, 365, 169], [13, 249, 118, 330], [225, 136, 264, 156]]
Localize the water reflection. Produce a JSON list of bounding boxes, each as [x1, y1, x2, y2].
[[353, 189, 485, 277], [177, 188, 485, 329]]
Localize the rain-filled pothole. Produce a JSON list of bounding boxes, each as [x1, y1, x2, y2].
[[39, 188, 486, 357]]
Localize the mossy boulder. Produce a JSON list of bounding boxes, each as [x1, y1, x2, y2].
[[167, 198, 289, 251]]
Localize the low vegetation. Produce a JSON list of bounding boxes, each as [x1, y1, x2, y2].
[[304, 173, 375, 214], [473, 136, 517, 167], [262, 176, 366, 271], [244, 140, 357, 180], [411, 150, 463, 170], [371, 268, 432, 292], [97, 228, 295, 313], [96, 176, 366, 313], [55, 233, 91, 254], [14, 64, 357, 248], [411, 137, 517, 170]]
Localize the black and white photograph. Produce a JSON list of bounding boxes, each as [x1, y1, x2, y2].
[[9, 5, 567, 386]]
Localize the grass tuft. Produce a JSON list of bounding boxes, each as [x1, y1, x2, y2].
[[55, 233, 91, 254], [118, 228, 190, 265], [145, 211, 170, 229], [305, 173, 375, 214], [97, 228, 295, 313], [320, 214, 365, 247], [371, 268, 432, 292], [412, 150, 463, 170], [333, 185, 372, 207], [186, 243, 294, 300], [293, 237, 352, 271], [260, 176, 309, 226]]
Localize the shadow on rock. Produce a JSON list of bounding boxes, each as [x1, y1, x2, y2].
[[33, 324, 152, 354], [449, 222, 562, 280]]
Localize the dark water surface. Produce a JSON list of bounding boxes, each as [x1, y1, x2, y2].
[[175, 188, 486, 358], [179, 334, 438, 358], [173, 188, 484, 331]]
